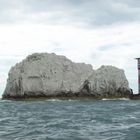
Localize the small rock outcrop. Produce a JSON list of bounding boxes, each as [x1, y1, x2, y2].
[[2, 53, 132, 100]]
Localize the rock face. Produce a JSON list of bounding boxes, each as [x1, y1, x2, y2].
[[2, 53, 132, 99]]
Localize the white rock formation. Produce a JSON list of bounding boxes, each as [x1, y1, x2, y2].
[[2, 53, 132, 99], [85, 66, 130, 96]]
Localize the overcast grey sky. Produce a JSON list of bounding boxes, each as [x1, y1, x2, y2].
[[1, 0, 140, 26], [0, 0, 140, 96]]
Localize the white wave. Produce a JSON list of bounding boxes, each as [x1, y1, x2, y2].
[[0, 99, 12, 102], [102, 98, 130, 101], [46, 99, 79, 102], [46, 99, 62, 102]]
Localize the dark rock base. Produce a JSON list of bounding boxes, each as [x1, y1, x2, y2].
[[129, 94, 140, 100], [2, 92, 131, 101]]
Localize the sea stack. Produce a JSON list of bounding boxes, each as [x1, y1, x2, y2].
[[2, 53, 132, 100]]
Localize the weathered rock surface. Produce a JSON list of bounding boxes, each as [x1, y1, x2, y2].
[[2, 53, 132, 99]]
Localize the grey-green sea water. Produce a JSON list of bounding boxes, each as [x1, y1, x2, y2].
[[0, 99, 140, 140]]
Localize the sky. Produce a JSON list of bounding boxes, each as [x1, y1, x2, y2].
[[0, 0, 140, 97]]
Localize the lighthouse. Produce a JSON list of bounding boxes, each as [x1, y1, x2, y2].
[[136, 58, 140, 94]]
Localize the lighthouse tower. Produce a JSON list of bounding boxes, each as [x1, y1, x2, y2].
[[136, 58, 140, 94]]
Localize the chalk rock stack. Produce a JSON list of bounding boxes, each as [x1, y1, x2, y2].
[[2, 53, 132, 99]]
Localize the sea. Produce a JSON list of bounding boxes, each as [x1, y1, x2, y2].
[[0, 98, 140, 140]]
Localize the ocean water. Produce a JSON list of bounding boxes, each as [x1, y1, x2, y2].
[[0, 99, 140, 140]]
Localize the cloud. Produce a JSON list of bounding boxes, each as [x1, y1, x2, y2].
[[0, 0, 140, 26]]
